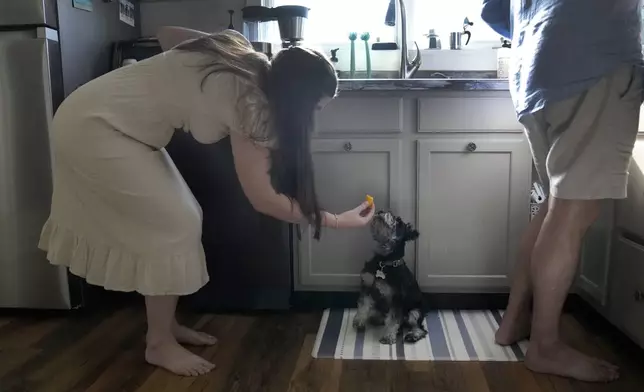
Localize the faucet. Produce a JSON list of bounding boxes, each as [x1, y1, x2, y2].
[[397, 0, 421, 79]]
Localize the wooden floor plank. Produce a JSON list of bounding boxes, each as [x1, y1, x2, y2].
[[187, 315, 256, 392], [0, 348, 41, 379], [84, 344, 153, 392], [0, 318, 13, 329], [82, 315, 152, 392], [287, 334, 342, 392], [0, 317, 64, 349], [385, 360, 427, 392], [215, 313, 317, 392], [0, 308, 113, 391], [399, 361, 491, 392], [134, 314, 255, 392], [530, 373, 575, 392], [428, 362, 492, 392], [26, 307, 144, 392], [451, 362, 492, 392], [339, 360, 393, 392], [562, 314, 644, 392], [0, 307, 642, 392]]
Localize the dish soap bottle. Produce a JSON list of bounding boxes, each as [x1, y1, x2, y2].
[[497, 38, 511, 79], [330, 48, 340, 78]]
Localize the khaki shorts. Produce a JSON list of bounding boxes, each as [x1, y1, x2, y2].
[[520, 64, 643, 200]]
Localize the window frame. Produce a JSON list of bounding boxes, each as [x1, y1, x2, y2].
[[255, 0, 500, 49], [259, 0, 400, 46]]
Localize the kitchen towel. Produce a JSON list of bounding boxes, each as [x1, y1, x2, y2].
[[312, 308, 527, 361]]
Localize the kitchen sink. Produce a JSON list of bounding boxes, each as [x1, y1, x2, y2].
[[338, 70, 499, 81]]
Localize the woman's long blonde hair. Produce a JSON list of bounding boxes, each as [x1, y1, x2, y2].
[[177, 30, 338, 239]]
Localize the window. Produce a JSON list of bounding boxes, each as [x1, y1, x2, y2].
[[269, 0, 396, 44], [408, 0, 500, 45], [266, 0, 501, 47]]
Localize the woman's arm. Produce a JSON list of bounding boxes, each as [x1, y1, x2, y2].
[[230, 131, 329, 225], [230, 132, 372, 228], [156, 26, 211, 51]]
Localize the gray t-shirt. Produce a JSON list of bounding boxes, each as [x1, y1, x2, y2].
[[509, 0, 643, 117]]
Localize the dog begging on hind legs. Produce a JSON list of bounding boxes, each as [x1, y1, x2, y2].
[[353, 210, 428, 345]]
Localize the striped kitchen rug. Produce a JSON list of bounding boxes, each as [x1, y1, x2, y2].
[[312, 309, 528, 361]]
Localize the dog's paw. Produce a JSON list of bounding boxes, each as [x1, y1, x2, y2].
[[404, 329, 427, 343], [379, 334, 397, 345], [353, 318, 366, 331]]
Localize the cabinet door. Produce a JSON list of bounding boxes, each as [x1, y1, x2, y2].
[[417, 135, 532, 291], [577, 200, 614, 307], [615, 135, 644, 239], [608, 236, 644, 348], [295, 139, 402, 290]]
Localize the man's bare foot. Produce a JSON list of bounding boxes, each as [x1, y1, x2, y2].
[[145, 339, 215, 377], [525, 341, 619, 382], [495, 310, 531, 346], [172, 323, 218, 346]]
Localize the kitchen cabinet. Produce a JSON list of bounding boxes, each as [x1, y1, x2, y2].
[[315, 96, 404, 134], [614, 135, 644, 239], [607, 236, 644, 348], [294, 139, 403, 290], [589, 136, 644, 349], [418, 96, 522, 132], [416, 135, 532, 291], [293, 92, 534, 293]]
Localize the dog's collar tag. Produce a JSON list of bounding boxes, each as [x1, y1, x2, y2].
[[376, 269, 386, 280]]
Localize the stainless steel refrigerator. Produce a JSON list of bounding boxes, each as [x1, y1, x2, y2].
[[0, 0, 81, 309]]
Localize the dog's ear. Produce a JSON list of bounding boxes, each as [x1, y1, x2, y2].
[[404, 223, 420, 241]]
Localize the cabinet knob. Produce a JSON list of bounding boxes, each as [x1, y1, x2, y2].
[[634, 290, 644, 302], [466, 142, 477, 152], [343, 142, 353, 152]]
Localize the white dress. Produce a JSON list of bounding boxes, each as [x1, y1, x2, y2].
[[38, 49, 272, 296]]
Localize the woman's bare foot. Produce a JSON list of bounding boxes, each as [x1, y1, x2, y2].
[[172, 323, 218, 346], [525, 341, 619, 382], [495, 310, 531, 346], [145, 339, 215, 377]]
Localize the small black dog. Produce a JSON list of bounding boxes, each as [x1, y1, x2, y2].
[[353, 210, 428, 345]]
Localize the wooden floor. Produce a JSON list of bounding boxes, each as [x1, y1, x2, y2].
[[0, 304, 643, 392]]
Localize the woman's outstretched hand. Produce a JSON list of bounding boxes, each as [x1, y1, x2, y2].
[[337, 201, 375, 228]]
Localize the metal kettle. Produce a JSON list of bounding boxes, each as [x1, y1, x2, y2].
[[449, 17, 473, 50]]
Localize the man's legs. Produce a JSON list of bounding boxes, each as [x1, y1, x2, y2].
[[497, 63, 641, 382], [495, 202, 547, 345], [497, 197, 618, 381], [524, 197, 618, 382]]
